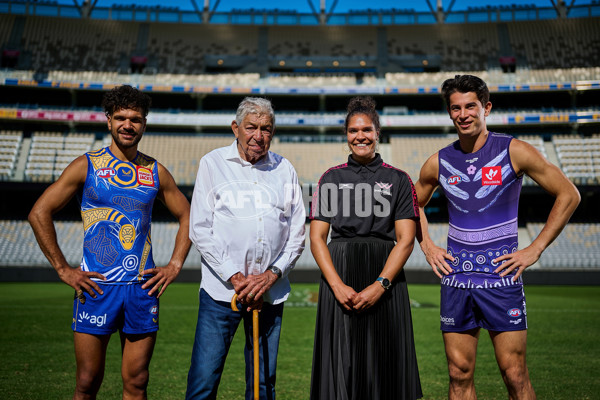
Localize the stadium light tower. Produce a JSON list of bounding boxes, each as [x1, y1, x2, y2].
[[320, 0, 326, 24], [425, 0, 456, 24], [551, 0, 570, 18], [189, 0, 219, 23], [72, 0, 99, 18], [310, 0, 341, 25]]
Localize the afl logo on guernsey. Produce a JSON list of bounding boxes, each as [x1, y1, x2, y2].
[[96, 168, 116, 178], [137, 166, 154, 186], [447, 175, 461, 185], [507, 308, 522, 317]]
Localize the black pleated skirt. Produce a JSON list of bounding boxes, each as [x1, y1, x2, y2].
[[310, 237, 423, 400]]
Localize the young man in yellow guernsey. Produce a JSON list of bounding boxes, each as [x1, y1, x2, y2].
[[29, 85, 191, 400]]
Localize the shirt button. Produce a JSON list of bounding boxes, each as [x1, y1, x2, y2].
[[258, 239, 262, 243], [256, 258, 262, 263]]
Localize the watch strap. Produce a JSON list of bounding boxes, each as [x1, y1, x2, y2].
[[376, 277, 391, 290], [267, 266, 282, 279]]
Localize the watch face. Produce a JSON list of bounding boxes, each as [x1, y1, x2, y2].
[[269, 266, 282, 278], [382, 278, 391, 288]]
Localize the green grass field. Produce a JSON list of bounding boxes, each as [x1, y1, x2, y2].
[[0, 282, 598, 399]]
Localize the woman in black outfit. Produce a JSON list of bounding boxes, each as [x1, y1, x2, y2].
[[310, 96, 422, 400]]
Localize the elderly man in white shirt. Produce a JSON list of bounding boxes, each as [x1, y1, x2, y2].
[[186, 97, 306, 400]]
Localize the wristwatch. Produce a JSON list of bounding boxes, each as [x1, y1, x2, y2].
[[376, 277, 391, 290], [267, 266, 282, 279]]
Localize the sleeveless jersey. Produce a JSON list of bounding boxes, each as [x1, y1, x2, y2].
[[438, 132, 523, 289], [80, 147, 159, 284]]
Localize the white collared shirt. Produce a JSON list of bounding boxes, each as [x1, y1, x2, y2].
[[190, 141, 306, 304]]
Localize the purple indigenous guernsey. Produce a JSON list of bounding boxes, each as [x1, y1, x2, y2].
[[438, 132, 523, 289]]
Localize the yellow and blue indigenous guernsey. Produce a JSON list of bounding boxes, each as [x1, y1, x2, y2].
[[81, 147, 159, 284]]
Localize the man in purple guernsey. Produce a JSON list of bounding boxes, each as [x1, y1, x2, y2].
[[415, 75, 580, 400]]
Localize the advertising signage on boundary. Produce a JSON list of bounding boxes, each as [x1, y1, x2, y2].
[[1, 107, 599, 128]]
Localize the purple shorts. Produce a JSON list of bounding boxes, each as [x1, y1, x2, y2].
[[72, 283, 159, 335], [440, 284, 527, 332]]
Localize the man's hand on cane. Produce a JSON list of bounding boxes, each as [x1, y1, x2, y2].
[[230, 271, 276, 311]]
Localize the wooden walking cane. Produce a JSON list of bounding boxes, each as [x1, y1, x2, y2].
[[231, 293, 260, 400]]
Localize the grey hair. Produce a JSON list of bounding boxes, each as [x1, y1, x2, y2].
[[235, 97, 275, 126]]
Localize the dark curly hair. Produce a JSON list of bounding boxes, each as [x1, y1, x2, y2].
[[441, 74, 490, 108], [101, 85, 152, 118], [343, 96, 380, 133]]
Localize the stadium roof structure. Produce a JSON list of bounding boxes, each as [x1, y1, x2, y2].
[[1, 0, 598, 24]]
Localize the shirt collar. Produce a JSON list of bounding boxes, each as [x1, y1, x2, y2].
[[225, 140, 277, 167], [347, 153, 383, 173]]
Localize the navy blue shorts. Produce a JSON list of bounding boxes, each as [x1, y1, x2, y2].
[[72, 283, 159, 335], [440, 284, 527, 332]]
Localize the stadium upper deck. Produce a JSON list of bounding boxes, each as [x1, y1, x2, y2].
[[0, 0, 599, 25], [1, 1, 599, 75]]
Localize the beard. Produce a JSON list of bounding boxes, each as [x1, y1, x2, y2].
[[111, 130, 143, 149]]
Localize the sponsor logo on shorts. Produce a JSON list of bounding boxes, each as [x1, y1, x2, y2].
[[441, 316, 455, 326], [150, 305, 158, 315], [507, 308, 522, 317], [510, 318, 523, 325], [96, 168, 116, 178], [78, 311, 108, 327]]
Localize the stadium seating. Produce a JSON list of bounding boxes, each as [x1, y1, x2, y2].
[[266, 73, 372, 88], [0, 220, 207, 268], [24, 132, 95, 182], [12, 132, 599, 187], [3, 67, 598, 88], [387, 23, 499, 71], [2, 13, 598, 74], [0, 14, 15, 45], [553, 134, 600, 185], [136, 134, 233, 185], [147, 24, 259, 73], [0, 220, 79, 266], [0, 130, 22, 181], [20, 16, 138, 71], [0, 7, 598, 279], [270, 141, 350, 184], [389, 135, 456, 182], [508, 19, 600, 69], [527, 222, 600, 268], [268, 25, 377, 59], [0, 219, 443, 270], [12, 219, 595, 271], [517, 134, 549, 186]]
